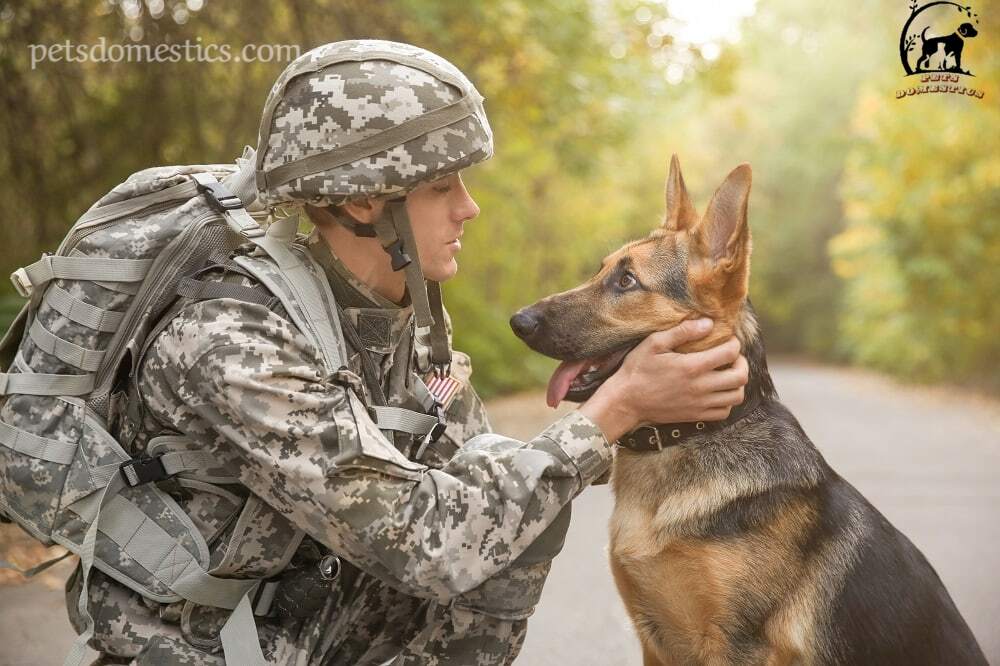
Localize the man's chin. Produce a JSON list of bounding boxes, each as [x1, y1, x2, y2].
[[424, 260, 458, 283]]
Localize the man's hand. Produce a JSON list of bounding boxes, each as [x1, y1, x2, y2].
[[579, 319, 749, 443]]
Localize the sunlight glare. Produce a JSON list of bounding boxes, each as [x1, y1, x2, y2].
[[662, 0, 757, 46]]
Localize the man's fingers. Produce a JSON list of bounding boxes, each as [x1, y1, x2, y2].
[[704, 387, 745, 409], [688, 336, 741, 373], [646, 318, 713, 354], [698, 407, 732, 422], [697, 356, 749, 393]]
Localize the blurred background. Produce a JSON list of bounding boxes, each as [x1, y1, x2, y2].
[[1, 0, 997, 396], [0, 0, 998, 664]]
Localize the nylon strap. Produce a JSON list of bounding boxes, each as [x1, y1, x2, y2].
[[190, 172, 265, 240], [368, 406, 439, 436], [0, 417, 78, 464], [13, 255, 151, 298], [369, 203, 434, 329], [219, 595, 267, 664], [176, 276, 278, 309], [425, 281, 452, 373], [45, 284, 125, 333], [220, 146, 259, 208], [63, 471, 265, 666], [62, 472, 127, 666], [0, 370, 94, 397], [337, 306, 388, 406], [235, 216, 347, 373], [410, 375, 440, 412], [28, 318, 105, 372], [335, 311, 440, 437], [84, 449, 220, 492], [388, 202, 435, 329]]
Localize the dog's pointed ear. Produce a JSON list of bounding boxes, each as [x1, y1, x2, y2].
[[695, 162, 752, 274], [663, 154, 698, 231]]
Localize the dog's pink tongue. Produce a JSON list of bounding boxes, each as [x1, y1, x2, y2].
[[546, 359, 588, 408]]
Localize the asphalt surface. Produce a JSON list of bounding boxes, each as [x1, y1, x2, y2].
[[1, 359, 998, 665]]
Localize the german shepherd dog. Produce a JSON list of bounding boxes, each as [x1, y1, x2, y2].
[[510, 157, 987, 665]]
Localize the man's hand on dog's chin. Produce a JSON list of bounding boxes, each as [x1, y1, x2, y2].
[[578, 318, 749, 443]]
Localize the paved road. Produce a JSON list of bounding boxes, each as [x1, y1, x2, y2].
[[504, 360, 1000, 665], [2, 360, 998, 665]]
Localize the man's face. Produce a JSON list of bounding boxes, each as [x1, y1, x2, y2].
[[404, 172, 480, 282]]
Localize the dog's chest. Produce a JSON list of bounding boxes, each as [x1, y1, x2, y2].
[[609, 449, 691, 558]]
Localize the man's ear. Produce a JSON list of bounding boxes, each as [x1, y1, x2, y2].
[[694, 163, 752, 272], [341, 197, 382, 225], [663, 154, 698, 232]]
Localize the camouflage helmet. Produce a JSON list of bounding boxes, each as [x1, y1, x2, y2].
[[255, 40, 494, 206]]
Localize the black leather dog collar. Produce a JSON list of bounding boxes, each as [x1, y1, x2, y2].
[[617, 420, 715, 452]]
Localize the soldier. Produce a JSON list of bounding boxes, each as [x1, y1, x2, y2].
[[66, 40, 748, 665]]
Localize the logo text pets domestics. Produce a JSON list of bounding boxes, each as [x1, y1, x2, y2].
[[897, 0, 984, 99]]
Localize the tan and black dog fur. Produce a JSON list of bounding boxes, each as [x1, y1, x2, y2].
[[511, 157, 987, 665]]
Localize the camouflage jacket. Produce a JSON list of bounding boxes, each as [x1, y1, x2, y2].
[[68, 228, 612, 664]]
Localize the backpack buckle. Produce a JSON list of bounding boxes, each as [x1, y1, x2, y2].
[[120, 454, 169, 487], [10, 267, 33, 298], [196, 179, 244, 212]]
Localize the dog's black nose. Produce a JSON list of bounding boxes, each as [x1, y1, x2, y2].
[[510, 309, 541, 339]]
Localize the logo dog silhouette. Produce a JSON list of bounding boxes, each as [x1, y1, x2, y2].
[[918, 22, 978, 73]]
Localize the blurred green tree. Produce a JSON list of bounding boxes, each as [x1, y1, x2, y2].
[[1, 0, 995, 398], [831, 8, 999, 387]]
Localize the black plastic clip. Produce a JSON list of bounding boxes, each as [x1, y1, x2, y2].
[[427, 404, 447, 444], [120, 454, 169, 487], [196, 180, 244, 213], [384, 239, 412, 271]]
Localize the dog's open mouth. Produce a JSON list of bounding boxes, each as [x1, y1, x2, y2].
[[546, 344, 636, 407]]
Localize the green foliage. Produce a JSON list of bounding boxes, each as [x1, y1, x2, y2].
[[0, 0, 995, 397], [831, 13, 1000, 387]]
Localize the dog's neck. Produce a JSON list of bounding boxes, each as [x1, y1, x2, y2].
[[730, 299, 778, 414], [618, 299, 777, 451]]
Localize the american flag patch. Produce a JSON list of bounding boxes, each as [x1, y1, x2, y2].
[[425, 373, 463, 410]]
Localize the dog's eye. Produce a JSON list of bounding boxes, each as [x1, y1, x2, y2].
[[617, 272, 638, 290]]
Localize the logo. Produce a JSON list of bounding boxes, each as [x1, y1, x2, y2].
[[896, 1, 984, 99]]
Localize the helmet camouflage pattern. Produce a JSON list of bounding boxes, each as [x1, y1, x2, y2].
[[255, 40, 494, 206]]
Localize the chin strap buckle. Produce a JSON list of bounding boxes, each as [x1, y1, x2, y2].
[[384, 239, 412, 271]]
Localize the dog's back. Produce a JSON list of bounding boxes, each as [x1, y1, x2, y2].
[[818, 472, 985, 665]]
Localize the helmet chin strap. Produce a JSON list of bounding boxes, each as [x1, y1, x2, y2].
[[368, 200, 452, 377]]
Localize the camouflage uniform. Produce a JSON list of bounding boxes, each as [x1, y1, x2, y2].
[[65, 41, 613, 664]]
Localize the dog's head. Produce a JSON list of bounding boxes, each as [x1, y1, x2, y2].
[[958, 22, 978, 38], [511, 156, 753, 406]]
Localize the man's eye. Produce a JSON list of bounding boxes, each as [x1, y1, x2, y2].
[[433, 184, 452, 194], [617, 272, 638, 290]]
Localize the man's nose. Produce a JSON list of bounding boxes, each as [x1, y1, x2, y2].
[[510, 308, 541, 339], [455, 180, 480, 223]]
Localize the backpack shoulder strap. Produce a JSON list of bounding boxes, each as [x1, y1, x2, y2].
[[231, 216, 348, 373], [232, 218, 445, 442]]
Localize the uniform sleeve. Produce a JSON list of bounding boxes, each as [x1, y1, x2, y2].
[[141, 298, 613, 601]]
